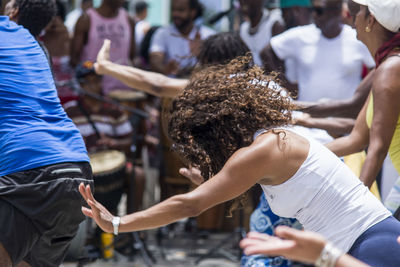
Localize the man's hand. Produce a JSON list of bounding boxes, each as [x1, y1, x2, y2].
[[189, 30, 202, 59], [179, 166, 204, 185], [165, 60, 179, 76]]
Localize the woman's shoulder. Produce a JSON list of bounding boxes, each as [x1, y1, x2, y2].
[[233, 129, 310, 183], [232, 130, 306, 169], [374, 54, 400, 92], [228, 132, 279, 165]]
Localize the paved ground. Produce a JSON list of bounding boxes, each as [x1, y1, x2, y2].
[[62, 222, 241, 267]]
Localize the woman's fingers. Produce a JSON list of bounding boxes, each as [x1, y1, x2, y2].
[[179, 167, 204, 185], [87, 199, 97, 209], [98, 39, 111, 61], [85, 184, 96, 203], [246, 231, 274, 241], [240, 238, 279, 255], [79, 183, 88, 201], [275, 226, 303, 241], [81, 206, 94, 218], [241, 236, 296, 256]]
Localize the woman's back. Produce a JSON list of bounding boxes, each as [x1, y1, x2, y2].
[[259, 127, 390, 252]]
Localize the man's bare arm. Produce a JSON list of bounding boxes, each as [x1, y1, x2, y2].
[[295, 70, 375, 118], [70, 14, 90, 67]]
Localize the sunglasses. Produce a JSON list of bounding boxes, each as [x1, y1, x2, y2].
[[312, 6, 340, 16]]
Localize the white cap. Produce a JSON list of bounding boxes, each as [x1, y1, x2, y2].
[[352, 0, 400, 32]]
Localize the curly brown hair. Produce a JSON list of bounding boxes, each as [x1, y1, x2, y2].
[[168, 56, 293, 182]]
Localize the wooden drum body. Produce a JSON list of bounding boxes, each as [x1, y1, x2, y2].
[[90, 150, 126, 213], [109, 90, 147, 160]]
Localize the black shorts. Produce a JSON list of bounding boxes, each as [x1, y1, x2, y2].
[[0, 162, 93, 267]]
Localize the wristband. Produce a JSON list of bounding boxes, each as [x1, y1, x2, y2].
[[112, 216, 121, 235], [315, 242, 343, 267]]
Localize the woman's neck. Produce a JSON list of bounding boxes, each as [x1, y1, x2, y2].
[[368, 27, 396, 57]]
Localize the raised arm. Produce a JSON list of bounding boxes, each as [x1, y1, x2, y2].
[[325, 95, 370, 157], [359, 59, 400, 188], [70, 13, 90, 67], [95, 40, 187, 98], [295, 69, 374, 119], [127, 16, 136, 62]]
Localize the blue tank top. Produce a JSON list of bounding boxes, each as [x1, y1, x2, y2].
[[0, 16, 89, 177]]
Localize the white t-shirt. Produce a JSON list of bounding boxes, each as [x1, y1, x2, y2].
[[65, 8, 83, 35], [240, 9, 283, 66], [135, 19, 150, 50], [271, 24, 375, 102], [150, 24, 215, 70]]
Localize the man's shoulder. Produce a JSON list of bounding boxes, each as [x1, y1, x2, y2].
[[0, 16, 31, 41], [158, 24, 174, 33], [272, 24, 317, 44], [287, 24, 317, 35], [340, 24, 361, 43], [199, 25, 216, 37]]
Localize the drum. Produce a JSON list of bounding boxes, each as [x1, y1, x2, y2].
[[108, 90, 147, 109], [109, 90, 147, 160], [90, 150, 127, 213], [159, 98, 191, 199]]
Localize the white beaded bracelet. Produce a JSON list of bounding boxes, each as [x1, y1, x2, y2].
[[315, 242, 344, 267]]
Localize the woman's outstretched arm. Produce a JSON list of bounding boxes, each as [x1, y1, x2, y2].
[[94, 40, 188, 98], [240, 227, 370, 267], [79, 133, 284, 233]]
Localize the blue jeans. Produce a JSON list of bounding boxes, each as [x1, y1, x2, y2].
[[241, 193, 302, 267]]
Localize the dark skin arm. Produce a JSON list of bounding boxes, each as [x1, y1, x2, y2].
[[271, 21, 285, 37], [70, 13, 90, 67], [260, 44, 285, 74], [294, 69, 375, 119], [128, 16, 136, 62], [149, 52, 179, 75], [359, 58, 400, 188], [295, 114, 355, 136], [326, 95, 370, 158]]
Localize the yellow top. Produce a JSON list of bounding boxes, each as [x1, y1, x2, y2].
[[366, 94, 400, 174]]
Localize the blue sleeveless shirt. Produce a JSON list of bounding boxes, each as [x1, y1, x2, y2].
[[0, 16, 88, 176]]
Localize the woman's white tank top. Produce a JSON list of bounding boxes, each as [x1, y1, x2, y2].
[[257, 127, 391, 252]]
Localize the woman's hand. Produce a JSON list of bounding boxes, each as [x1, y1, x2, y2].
[[94, 39, 111, 75], [179, 166, 204, 185], [240, 226, 326, 264], [79, 183, 114, 233]]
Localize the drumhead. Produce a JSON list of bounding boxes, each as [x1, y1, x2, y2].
[[109, 90, 146, 102], [89, 150, 126, 176]]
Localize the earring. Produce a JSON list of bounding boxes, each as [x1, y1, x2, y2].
[[365, 26, 371, 33]]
